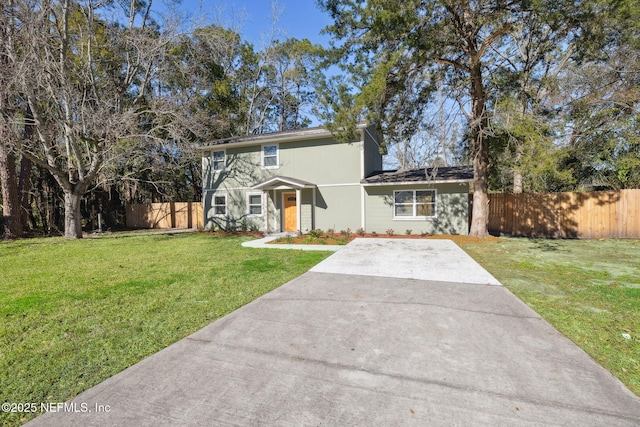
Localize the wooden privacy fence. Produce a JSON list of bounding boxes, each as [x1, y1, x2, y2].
[[488, 189, 640, 239], [126, 202, 203, 229]]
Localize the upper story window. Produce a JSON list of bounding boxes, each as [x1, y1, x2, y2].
[[394, 190, 436, 219], [212, 150, 225, 171], [262, 144, 278, 168]]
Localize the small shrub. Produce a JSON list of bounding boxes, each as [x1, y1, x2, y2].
[[250, 223, 260, 233], [386, 229, 394, 236], [371, 231, 377, 236], [356, 227, 365, 236], [309, 229, 324, 238], [240, 218, 249, 232], [405, 229, 412, 235], [343, 227, 352, 239], [327, 228, 335, 237], [296, 229, 303, 237], [420, 231, 429, 237]]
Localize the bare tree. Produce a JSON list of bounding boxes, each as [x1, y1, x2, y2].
[[9, 0, 180, 238]]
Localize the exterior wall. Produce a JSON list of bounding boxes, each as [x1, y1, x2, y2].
[[301, 190, 313, 231], [203, 187, 321, 233], [279, 138, 363, 185], [203, 188, 262, 231], [202, 127, 384, 232], [362, 126, 383, 178], [363, 183, 470, 235], [314, 185, 362, 231]]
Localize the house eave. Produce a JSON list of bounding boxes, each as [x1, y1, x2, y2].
[[198, 122, 369, 150], [361, 179, 473, 187]]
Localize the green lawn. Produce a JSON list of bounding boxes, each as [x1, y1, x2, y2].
[[459, 238, 640, 397], [2, 234, 639, 426], [0, 233, 331, 426]]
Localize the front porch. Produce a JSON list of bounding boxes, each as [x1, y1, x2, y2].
[[252, 176, 317, 234]]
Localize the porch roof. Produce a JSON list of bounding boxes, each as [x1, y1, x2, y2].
[[252, 176, 317, 191]]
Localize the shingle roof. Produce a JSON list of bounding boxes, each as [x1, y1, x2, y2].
[[362, 166, 473, 185]]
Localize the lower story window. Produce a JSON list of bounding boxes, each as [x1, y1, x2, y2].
[[213, 194, 226, 216], [248, 194, 262, 215], [394, 190, 436, 218]]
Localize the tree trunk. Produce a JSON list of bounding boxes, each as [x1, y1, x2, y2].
[[0, 139, 23, 238], [513, 170, 523, 193], [64, 190, 83, 238], [468, 61, 490, 238], [19, 106, 34, 228], [470, 150, 490, 237]]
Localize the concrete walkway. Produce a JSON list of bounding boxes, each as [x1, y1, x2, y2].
[[29, 239, 640, 426], [241, 234, 344, 251]]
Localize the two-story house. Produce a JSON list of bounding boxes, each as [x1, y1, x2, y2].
[[200, 123, 473, 235]]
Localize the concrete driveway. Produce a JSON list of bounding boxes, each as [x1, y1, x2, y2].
[[29, 239, 640, 426]]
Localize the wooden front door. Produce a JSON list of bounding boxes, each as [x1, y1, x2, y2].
[[283, 193, 297, 232]]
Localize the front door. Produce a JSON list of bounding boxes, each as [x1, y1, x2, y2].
[[283, 192, 297, 232]]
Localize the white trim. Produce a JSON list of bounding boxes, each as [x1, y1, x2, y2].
[[282, 191, 297, 232], [296, 188, 301, 232], [208, 183, 360, 191], [261, 143, 279, 169], [212, 192, 227, 217], [360, 185, 366, 230], [211, 149, 226, 172], [360, 139, 365, 180], [252, 175, 315, 190], [246, 192, 263, 217], [312, 188, 317, 230], [393, 189, 437, 220], [198, 122, 368, 150], [263, 190, 269, 234], [316, 183, 361, 188], [363, 179, 472, 187]]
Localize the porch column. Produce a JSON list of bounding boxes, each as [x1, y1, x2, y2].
[[295, 188, 301, 232], [263, 189, 269, 234], [312, 187, 316, 230]]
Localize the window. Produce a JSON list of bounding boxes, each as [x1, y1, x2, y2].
[[212, 150, 225, 171], [213, 194, 226, 216], [394, 190, 436, 219], [247, 193, 262, 216], [262, 144, 278, 168]]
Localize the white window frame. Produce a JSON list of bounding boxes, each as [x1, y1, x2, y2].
[[247, 193, 263, 216], [211, 149, 226, 172], [261, 143, 279, 169], [393, 189, 437, 219], [213, 193, 227, 217]]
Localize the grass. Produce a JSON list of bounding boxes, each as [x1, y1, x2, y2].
[[458, 238, 640, 397], [2, 233, 638, 425], [0, 233, 331, 426]]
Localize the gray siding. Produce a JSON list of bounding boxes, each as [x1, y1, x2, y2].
[[314, 185, 362, 231], [362, 126, 383, 178], [279, 138, 362, 185], [202, 127, 384, 233], [203, 188, 265, 232], [364, 183, 470, 235]]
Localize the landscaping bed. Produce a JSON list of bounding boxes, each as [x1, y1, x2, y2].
[[268, 230, 499, 246]]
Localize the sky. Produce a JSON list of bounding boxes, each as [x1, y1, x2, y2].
[[172, 0, 334, 48]]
